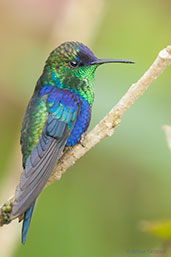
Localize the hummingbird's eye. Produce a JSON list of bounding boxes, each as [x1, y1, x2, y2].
[[69, 60, 80, 68]]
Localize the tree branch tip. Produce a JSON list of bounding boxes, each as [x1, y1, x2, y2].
[[159, 46, 171, 60], [166, 45, 171, 53]]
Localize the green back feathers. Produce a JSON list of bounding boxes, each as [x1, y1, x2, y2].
[[21, 93, 48, 167]]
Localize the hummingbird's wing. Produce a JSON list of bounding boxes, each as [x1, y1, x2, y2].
[[12, 97, 81, 217]]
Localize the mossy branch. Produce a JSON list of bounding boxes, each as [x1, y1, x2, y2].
[[0, 45, 171, 226]]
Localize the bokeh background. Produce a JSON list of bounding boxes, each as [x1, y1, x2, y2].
[[0, 0, 170, 256]]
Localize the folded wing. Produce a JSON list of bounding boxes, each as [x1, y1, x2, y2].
[[12, 100, 80, 217]]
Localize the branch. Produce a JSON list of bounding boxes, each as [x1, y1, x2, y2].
[[0, 45, 171, 226]]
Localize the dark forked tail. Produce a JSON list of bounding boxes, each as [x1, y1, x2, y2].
[[22, 201, 36, 244]]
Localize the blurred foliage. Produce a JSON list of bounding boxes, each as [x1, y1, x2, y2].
[[0, 0, 171, 256], [141, 220, 171, 240], [163, 125, 171, 150]]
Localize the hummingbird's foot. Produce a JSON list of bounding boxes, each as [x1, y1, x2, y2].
[[80, 132, 87, 148], [18, 213, 24, 222], [0, 201, 12, 225], [63, 145, 72, 154]]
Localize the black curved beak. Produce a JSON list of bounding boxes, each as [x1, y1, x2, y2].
[[90, 58, 135, 65]]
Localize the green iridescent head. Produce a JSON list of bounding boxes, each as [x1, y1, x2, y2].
[[43, 41, 134, 105]]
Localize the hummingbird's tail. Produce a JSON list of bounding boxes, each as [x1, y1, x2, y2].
[[22, 201, 36, 244]]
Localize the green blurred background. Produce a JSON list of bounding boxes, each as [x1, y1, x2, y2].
[[0, 0, 170, 256]]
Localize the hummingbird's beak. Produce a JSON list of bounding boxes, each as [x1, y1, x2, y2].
[[90, 58, 135, 65]]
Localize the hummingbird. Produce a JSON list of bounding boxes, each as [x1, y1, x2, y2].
[[11, 41, 134, 244]]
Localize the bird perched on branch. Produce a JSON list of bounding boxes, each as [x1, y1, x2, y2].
[[11, 41, 134, 243]]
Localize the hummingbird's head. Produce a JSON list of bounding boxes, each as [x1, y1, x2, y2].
[[44, 41, 99, 83], [44, 41, 134, 80], [47, 41, 98, 68], [43, 41, 134, 105]]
